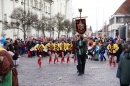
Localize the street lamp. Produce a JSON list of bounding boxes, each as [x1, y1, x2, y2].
[[78, 8, 83, 35], [15, 0, 19, 3], [50, 1, 54, 38], [78, 8, 82, 19], [21, 0, 24, 5]]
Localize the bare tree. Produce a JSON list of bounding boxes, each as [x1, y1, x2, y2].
[[33, 16, 48, 38], [72, 19, 76, 34], [3, 7, 38, 40], [45, 18, 55, 38], [52, 13, 65, 38], [64, 19, 72, 38]]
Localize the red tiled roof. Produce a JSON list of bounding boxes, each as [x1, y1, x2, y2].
[[114, 0, 130, 15]]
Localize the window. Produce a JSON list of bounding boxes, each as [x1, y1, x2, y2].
[[41, 3, 43, 10], [120, 18, 124, 22], [46, 6, 47, 13], [35, 0, 38, 8], [4, 14, 7, 21], [31, 0, 33, 6], [27, 0, 29, 6], [126, 17, 130, 22], [116, 17, 124, 23], [38, 2, 40, 9], [44, 4, 46, 12], [48, 7, 50, 13]]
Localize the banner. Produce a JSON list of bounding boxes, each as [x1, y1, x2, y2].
[[76, 19, 86, 34]]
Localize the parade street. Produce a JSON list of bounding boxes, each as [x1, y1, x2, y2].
[[17, 54, 120, 86]]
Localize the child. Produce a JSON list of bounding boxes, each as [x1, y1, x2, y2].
[[94, 42, 99, 61], [99, 43, 106, 61], [88, 42, 93, 59]]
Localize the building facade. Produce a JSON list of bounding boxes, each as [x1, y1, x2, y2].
[[108, 0, 130, 38], [108, 14, 130, 38], [0, 0, 72, 40]]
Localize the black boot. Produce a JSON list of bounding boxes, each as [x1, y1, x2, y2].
[[76, 65, 79, 73]]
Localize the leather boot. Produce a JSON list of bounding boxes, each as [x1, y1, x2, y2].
[[113, 62, 116, 67], [39, 61, 42, 68], [74, 57, 76, 63], [54, 58, 56, 64], [57, 58, 59, 62], [67, 57, 70, 63], [61, 57, 64, 63], [109, 61, 112, 66], [49, 56, 51, 64]]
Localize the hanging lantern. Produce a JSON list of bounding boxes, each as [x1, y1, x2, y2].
[[21, 0, 24, 5], [15, 0, 19, 3]]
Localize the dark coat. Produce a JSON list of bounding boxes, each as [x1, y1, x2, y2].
[[0, 50, 19, 86], [116, 44, 122, 63], [118, 53, 130, 85], [7, 43, 14, 53], [13, 44, 19, 60], [116, 51, 124, 78], [75, 39, 87, 55], [72, 41, 76, 54]]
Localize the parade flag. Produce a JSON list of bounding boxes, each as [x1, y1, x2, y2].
[[76, 19, 86, 34]]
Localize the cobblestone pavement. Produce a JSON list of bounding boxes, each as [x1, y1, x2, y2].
[[17, 54, 120, 86]]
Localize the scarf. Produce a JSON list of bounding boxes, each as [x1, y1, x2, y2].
[[78, 40, 83, 55]]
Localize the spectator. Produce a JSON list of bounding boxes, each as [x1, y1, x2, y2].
[[118, 45, 130, 86]]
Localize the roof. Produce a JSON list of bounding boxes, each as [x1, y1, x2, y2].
[[114, 0, 130, 15]]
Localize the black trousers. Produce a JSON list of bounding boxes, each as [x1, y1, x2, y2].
[[121, 84, 129, 86], [77, 54, 86, 73]]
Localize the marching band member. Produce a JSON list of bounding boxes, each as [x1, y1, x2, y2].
[[59, 40, 66, 63], [66, 40, 73, 63], [53, 40, 60, 64], [34, 41, 45, 68], [107, 39, 119, 67], [45, 41, 54, 64]]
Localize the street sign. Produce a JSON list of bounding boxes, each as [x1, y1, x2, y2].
[[76, 19, 86, 34]]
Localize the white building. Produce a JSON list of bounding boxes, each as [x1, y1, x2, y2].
[[0, 0, 72, 40], [108, 0, 130, 38]]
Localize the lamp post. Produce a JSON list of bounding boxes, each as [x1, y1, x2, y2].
[[78, 8, 83, 35], [50, 1, 54, 38], [78, 8, 82, 19], [65, 0, 69, 19]]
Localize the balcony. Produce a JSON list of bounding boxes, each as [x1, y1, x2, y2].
[[108, 23, 124, 31]]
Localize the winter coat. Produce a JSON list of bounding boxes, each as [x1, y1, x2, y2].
[[118, 52, 130, 85], [116, 51, 124, 79], [116, 43, 122, 63], [75, 39, 87, 55]]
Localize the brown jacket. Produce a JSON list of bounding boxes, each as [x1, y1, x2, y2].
[[0, 50, 19, 86]]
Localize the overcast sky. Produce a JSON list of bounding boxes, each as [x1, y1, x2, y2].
[[72, 0, 126, 32]]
